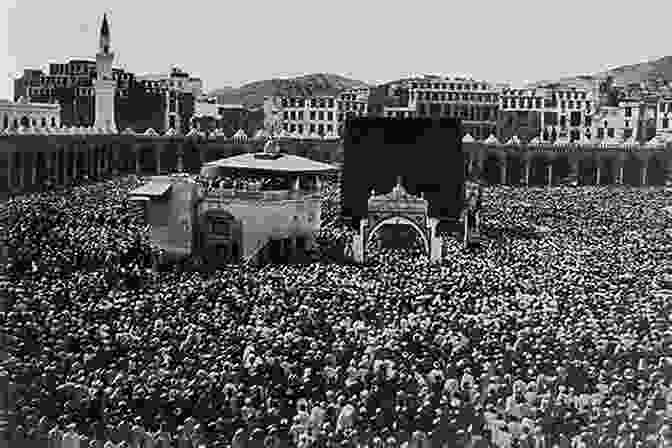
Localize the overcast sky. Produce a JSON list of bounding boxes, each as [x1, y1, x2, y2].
[[3, 0, 672, 100]]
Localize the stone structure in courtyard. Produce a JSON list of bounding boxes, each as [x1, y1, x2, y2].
[[128, 140, 338, 266], [351, 177, 442, 263]]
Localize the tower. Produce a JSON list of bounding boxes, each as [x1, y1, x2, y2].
[[94, 13, 117, 132]]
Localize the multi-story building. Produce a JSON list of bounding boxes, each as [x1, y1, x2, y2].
[[14, 60, 134, 127], [590, 99, 643, 142], [368, 76, 499, 139], [264, 88, 369, 138], [656, 97, 672, 138], [193, 101, 264, 136], [12, 16, 195, 133], [498, 85, 597, 143], [135, 67, 203, 97], [0, 97, 61, 130]]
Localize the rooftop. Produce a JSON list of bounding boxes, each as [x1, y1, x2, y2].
[[202, 152, 338, 175]]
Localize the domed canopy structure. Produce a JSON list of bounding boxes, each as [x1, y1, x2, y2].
[[144, 128, 159, 136], [233, 129, 248, 140], [122, 127, 135, 135], [462, 134, 475, 143], [201, 151, 338, 178], [483, 134, 499, 145], [164, 128, 178, 137]]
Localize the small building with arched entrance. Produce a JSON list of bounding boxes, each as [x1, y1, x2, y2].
[[351, 176, 442, 263]]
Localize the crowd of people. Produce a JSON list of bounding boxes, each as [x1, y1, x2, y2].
[[1, 175, 671, 448], [196, 175, 306, 194]]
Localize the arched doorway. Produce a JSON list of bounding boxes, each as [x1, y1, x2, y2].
[[365, 216, 430, 256], [623, 156, 643, 186], [530, 156, 550, 186], [2, 115, 8, 129], [483, 153, 502, 185], [599, 158, 616, 185], [139, 145, 157, 174], [552, 156, 570, 184], [507, 154, 524, 185], [20, 116, 29, 127], [647, 156, 667, 186], [578, 157, 597, 185]]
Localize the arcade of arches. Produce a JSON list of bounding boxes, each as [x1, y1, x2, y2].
[[464, 146, 672, 186], [1, 136, 671, 196]]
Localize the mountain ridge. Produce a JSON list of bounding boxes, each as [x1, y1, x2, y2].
[[209, 73, 370, 108], [529, 55, 672, 88]]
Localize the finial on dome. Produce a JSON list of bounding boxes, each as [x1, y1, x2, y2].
[[263, 137, 279, 154]]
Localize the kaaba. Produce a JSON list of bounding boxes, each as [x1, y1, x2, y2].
[[341, 117, 464, 226]]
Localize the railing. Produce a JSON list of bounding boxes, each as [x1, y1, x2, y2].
[[201, 188, 320, 203]]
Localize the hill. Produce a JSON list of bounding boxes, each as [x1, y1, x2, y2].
[[208, 73, 370, 108], [530, 56, 672, 88]]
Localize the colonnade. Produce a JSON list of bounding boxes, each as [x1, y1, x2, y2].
[[464, 145, 672, 187], [2, 141, 182, 193], [2, 137, 671, 195], [0, 137, 266, 195]]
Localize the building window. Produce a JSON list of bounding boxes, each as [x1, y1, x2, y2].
[[290, 124, 296, 132], [41, 117, 46, 127], [298, 111, 304, 120], [310, 111, 316, 120], [318, 124, 324, 135], [597, 128, 604, 139], [327, 111, 333, 121], [283, 123, 288, 131], [310, 124, 315, 133], [607, 128, 615, 138], [318, 111, 324, 121], [625, 120, 630, 128], [625, 107, 632, 117], [585, 116, 591, 127], [298, 124, 304, 134], [290, 111, 296, 120], [570, 112, 581, 127], [664, 118, 670, 129], [623, 128, 633, 139], [283, 111, 289, 120]]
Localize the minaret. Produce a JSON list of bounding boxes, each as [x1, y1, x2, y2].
[[94, 13, 117, 132]]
